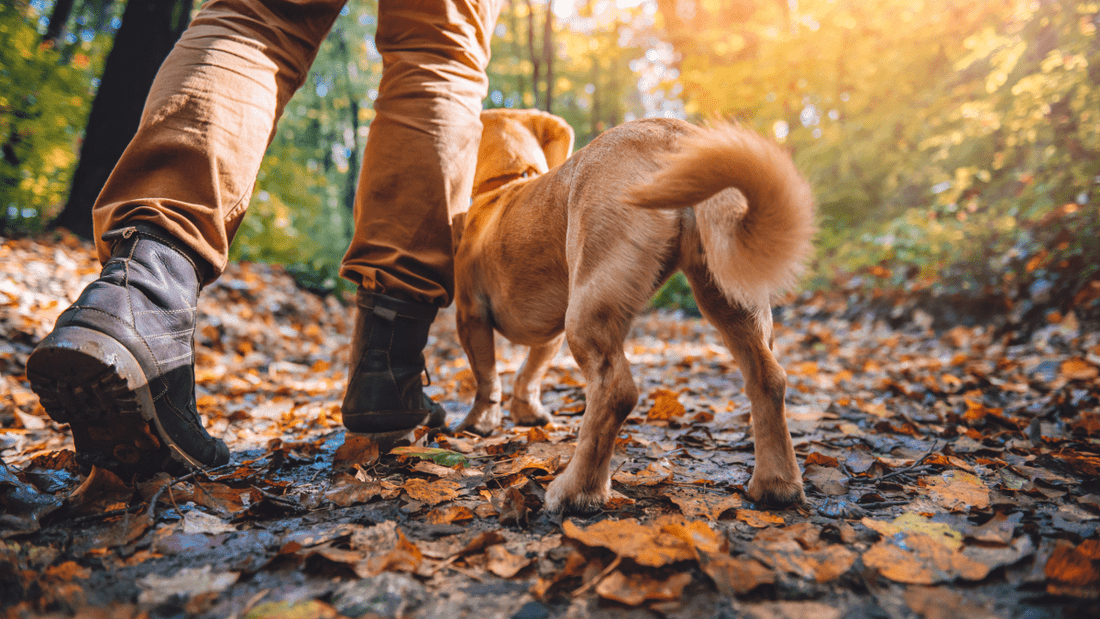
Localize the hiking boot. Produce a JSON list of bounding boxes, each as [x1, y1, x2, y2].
[[341, 290, 446, 444], [25, 223, 229, 478]]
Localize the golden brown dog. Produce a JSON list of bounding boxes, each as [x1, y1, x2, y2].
[[452, 108, 815, 512]]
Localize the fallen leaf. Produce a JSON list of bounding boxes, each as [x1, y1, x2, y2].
[[805, 452, 839, 467], [863, 533, 991, 584], [402, 478, 461, 506], [921, 471, 991, 512], [736, 509, 785, 528], [612, 462, 674, 486], [862, 513, 964, 550], [596, 570, 692, 606], [181, 510, 237, 535], [391, 446, 468, 468], [357, 528, 422, 577], [646, 388, 685, 422], [1045, 541, 1100, 597], [137, 565, 239, 605], [562, 517, 702, 567], [486, 544, 532, 578], [663, 486, 742, 520], [332, 434, 380, 470], [804, 464, 848, 496], [426, 504, 475, 525], [245, 600, 342, 619], [324, 473, 382, 507], [742, 601, 842, 619], [698, 553, 775, 596]]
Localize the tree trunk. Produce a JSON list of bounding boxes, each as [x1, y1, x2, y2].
[[51, 0, 194, 239], [523, 0, 539, 109], [542, 0, 553, 113], [41, 0, 77, 49]]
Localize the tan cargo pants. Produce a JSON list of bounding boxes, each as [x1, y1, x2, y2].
[[91, 0, 503, 306]]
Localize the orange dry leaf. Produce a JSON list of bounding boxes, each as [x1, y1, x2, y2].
[[562, 517, 706, 567], [486, 544, 532, 579], [596, 570, 692, 606], [324, 473, 382, 507], [863, 534, 990, 585], [736, 509, 784, 528], [402, 478, 462, 505], [805, 452, 839, 467], [862, 513, 963, 550], [525, 426, 550, 443], [358, 529, 422, 577], [663, 487, 742, 521], [698, 553, 775, 596], [612, 462, 674, 487], [1061, 358, 1099, 381], [646, 388, 685, 422], [920, 471, 990, 512], [1045, 542, 1100, 597], [332, 434, 380, 470], [426, 504, 475, 525]]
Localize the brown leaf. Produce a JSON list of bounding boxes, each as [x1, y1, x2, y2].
[[805, 452, 839, 467], [920, 471, 990, 512], [486, 544, 532, 578], [1045, 541, 1100, 597], [67, 466, 132, 515], [562, 516, 709, 567], [612, 462, 674, 487], [426, 504, 475, 525], [803, 464, 848, 496], [324, 473, 382, 507], [736, 509, 785, 528], [646, 388, 685, 422], [595, 570, 692, 606], [863, 533, 991, 584], [357, 529, 422, 577], [332, 434, 380, 470], [663, 486, 742, 520], [698, 553, 775, 596], [402, 478, 461, 506], [494, 486, 531, 526]]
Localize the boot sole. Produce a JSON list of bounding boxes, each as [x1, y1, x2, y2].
[[26, 326, 208, 478]]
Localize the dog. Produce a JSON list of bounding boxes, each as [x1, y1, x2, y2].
[[452, 108, 815, 512]]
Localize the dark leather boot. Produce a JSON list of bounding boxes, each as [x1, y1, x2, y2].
[[341, 290, 446, 441], [26, 223, 229, 478]]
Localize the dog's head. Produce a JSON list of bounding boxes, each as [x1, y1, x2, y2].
[[472, 109, 575, 197]]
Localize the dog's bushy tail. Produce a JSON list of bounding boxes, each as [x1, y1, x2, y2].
[[626, 123, 815, 305]]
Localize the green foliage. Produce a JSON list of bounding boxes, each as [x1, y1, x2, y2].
[[0, 0, 106, 234], [649, 272, 699, 314], [650, 0, 1100, 314]]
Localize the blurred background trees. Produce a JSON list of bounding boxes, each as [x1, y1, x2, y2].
[[3, 0, 1097, 316]]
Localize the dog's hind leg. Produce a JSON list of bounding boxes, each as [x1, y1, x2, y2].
[[685, 270, 804, 507], [454, 304, 504, 436], [510, 334, 564, 426], [545, 298, 640, 513]]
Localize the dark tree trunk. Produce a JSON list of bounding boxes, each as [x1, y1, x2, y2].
[[42, 0, 77, 48], [51, 0, 193, 239], [508, 0, 526, 105], [542, 0, 553, 113]]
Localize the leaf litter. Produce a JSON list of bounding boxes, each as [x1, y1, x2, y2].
[[1, 234, 1099, 617]]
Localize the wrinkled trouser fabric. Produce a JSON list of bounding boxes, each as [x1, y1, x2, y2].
[[92, 0, 502, 306]]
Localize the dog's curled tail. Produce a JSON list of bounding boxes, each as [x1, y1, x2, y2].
[[626, 123, 815, 305]]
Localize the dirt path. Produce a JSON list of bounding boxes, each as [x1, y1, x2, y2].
[[2, 234, 1098, 618]]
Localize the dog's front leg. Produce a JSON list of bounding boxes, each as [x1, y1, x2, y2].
[[455, 304, 503, 436], [509, 334, 564, 426], [544, 329, 638, 512]]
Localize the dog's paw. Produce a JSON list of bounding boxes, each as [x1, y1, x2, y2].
[[544, 471, 610, 514], [746, 474, 805, 508], [454, 403, 502, 437], [508, 398, 552, 427]]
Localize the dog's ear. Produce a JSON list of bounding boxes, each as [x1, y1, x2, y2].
[[520, 110, 575, 168]]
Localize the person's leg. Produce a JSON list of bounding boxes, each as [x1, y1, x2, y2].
[[339, 0, 503, 438], [27, 0, 346, 477]]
